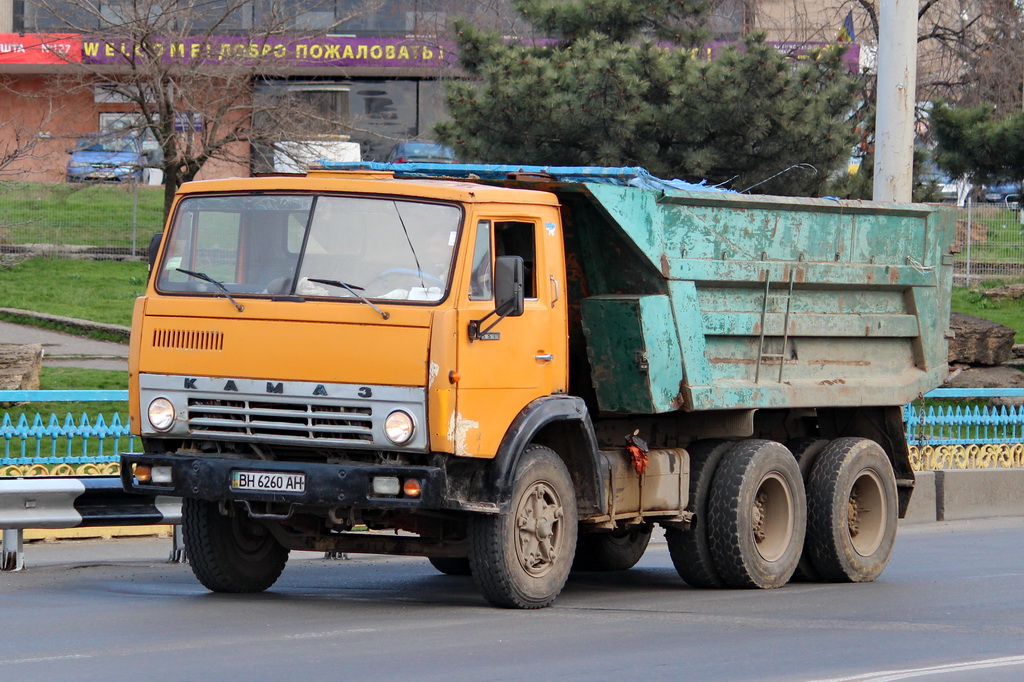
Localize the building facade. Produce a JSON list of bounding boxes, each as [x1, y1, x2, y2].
[[1, 0, 890, 184]]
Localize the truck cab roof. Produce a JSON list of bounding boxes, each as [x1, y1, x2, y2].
[[176, 170, 562, 207]]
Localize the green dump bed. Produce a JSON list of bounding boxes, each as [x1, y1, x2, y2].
[[567, 183, 955, 414]]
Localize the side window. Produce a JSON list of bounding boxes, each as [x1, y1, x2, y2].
[[494, 221, 537, 299], [469, 220, 492, 300]]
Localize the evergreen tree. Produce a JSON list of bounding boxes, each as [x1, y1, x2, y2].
[[436, 0, 860, 196], [931, 102, 1024, 186]]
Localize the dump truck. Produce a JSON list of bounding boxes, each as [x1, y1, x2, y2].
[[121, 164, 954, 608]]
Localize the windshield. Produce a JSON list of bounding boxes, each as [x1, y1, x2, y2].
[[157, 193, 462, 303], [77, 136, 138, 153]]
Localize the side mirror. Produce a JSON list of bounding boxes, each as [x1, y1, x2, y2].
[[148, 233, 163, 271], [494, 255, 525, 318], [468, 255, 525, 341]]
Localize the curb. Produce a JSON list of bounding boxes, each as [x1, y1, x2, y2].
[[901, 469, 1024, 523], [0, 308, 131, 341]]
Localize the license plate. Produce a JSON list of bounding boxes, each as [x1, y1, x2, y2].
[[231, 470, 306, 493]]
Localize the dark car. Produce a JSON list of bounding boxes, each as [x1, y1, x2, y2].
[[983, 182, 1021, 205], [384, 141, 457, 164], [66, 133, 147, 183]]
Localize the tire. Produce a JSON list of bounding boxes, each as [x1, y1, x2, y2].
[[428, 556, 472, 576], [182, 498, 290, 593], [805, 438, 898, 583], [665, 439, 733, 588], [573, 525, 652, 572], [468, 445, 577, 609], [785, 438, 830, 582], [707, 440, 806, 589]]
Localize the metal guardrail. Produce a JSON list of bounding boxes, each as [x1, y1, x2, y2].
[[0, 475, 181, 571]]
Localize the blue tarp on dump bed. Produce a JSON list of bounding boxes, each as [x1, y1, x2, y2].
[[316, 162, 729, 194]]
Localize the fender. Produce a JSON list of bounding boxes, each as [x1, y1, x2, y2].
[[478, 395, 605, 516]]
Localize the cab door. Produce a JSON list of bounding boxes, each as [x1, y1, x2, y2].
[[453, 208, 568, 458]]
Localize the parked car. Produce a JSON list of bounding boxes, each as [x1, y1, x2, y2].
[[66, 133, 147, 183], [983, 182, 1021, 205], [384, 141, 457, 164]]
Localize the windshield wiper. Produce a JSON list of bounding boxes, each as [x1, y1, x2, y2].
[[176, 268, 245, 312], [306, 278, 390, 320]]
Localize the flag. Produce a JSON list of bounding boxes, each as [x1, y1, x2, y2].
[[837, 11, 856, 43]]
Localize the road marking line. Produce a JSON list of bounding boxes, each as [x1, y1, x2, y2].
[[0, 654, 92, 666], [815, 654, 1024, 681]]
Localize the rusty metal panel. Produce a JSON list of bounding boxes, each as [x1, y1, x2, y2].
[[577, 183, 956, 413], [581, 295, 683, 413]]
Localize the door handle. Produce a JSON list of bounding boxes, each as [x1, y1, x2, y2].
[[535, 354, 554, 363]]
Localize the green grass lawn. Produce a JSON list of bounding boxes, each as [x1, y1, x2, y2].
[[0, 257, 148, 327], [0, 181, 164, 247], [951, 281, 1024, 343]]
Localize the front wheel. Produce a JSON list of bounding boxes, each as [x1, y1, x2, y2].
[[469, 445, 577, 608], [182, 498, 290, 593], [805, 438, 898, 583]]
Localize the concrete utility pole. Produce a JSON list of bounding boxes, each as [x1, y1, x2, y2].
[[872, 0, 918, 203]]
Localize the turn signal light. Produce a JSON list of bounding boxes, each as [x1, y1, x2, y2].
[[403, 479, 422, 498], [134, 464, 152, 483]]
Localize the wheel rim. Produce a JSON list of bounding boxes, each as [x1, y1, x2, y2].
[[515, 480, 565, 578], [751, 472, 794, 562], [848, 468, 887, 557]]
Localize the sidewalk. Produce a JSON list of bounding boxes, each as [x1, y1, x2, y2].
[[0, 319, 128, 371]]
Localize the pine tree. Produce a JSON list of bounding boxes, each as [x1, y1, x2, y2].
[[436, 0, 860, 196]]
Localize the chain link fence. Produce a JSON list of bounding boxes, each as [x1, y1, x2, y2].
[[0, 181, 164, 261], [952, 199, 1024, 284]]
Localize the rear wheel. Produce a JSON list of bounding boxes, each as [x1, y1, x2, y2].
[[428, 556, 472, 576], [182, 498, 290, 593], [469, 445, 577, 608], [573, 525, 652, 572], [665, 439, 733, 588], [805, 438, 898, 583], [707, 440, 806, 589]]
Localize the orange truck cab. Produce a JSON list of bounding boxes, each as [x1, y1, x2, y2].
[[122, 164, 954, 608]]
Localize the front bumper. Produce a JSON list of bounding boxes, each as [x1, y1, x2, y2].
[[121, 452, 446, 511]]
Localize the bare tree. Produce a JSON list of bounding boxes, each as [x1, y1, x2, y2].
[[29, 0, 383, 217]]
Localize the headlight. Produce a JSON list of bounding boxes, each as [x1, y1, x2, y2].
[[148, 397, 175, 431], [384, 410, 414, 444]]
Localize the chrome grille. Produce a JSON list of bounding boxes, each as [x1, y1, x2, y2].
[[187, 397, 373, 444]]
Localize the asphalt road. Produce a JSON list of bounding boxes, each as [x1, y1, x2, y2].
[[2, 518, 1023, 681]]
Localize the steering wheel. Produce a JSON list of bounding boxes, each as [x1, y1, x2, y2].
[[366, 267, 444, 291]]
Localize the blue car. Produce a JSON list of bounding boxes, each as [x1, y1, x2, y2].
[[66, 133, 147, 183], [983, 182, 1021, 205], [384, 141, 457, 164]]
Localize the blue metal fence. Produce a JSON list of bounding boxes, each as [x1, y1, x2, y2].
[[904, 389, 1024, 446], [1, 390, 131, 474]]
